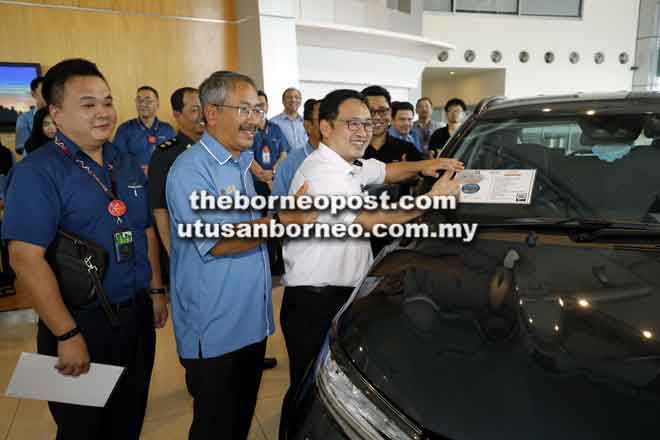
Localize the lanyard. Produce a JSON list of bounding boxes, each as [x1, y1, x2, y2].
[[54, 137, 125, 222]]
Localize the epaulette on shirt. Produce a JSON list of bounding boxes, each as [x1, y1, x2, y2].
[[158, 137, 176, 150]]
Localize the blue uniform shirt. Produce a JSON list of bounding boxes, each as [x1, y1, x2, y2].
[[2, 132, 153, 303], [271, 112, 308, 150], [15, 107, 36, 156], [113, 118, 176, 167], [271, 142, 313, 198], [166, 131, 274, 359], [251, 120, 291, 169], [388, 126, 424, 154]]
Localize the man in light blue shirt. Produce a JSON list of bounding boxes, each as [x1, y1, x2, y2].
[[388, 100, 424, 154], [272, 98, 321, 198], [166, 71, 314, 440], [271, 87, 308, 150], [14, 76, 45, 156]]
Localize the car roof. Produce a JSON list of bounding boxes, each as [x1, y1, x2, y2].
[[477, 92, 660, 118]]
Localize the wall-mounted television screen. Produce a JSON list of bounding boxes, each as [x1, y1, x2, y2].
[[0, 63, 42, 133]]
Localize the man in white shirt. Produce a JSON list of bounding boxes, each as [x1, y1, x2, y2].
[[278, 89, 462, 437]]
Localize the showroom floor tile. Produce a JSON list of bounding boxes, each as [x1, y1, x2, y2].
[[0, 286, 288, 440]]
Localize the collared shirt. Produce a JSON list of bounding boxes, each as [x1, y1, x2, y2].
[[271, 112, 308, 150], [271, 142, 313, 198], [15, 107, 36, 155], [2, 131, 152, 303], [113, 117, 176, 167], [413, 119, 443, 150], [148, 132, 194, 210], [166, 131, 273, 359], [283, 143, 386, 288], [429, 126, 452, 153], [251, 120, 291, 169], [363, 134, 423, 164], [388, 126, 423, 154]]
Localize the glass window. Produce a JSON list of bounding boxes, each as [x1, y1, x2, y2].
[[424, 0, 452, 12], [455, 0, 518, 14], [521, 0, 581, 17], [388, 0, 412, 14]]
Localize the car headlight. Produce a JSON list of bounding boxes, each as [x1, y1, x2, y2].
[[315, 342, 424, 440]]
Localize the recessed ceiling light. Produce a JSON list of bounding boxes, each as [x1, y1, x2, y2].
[[542, 108, 552, 112], [586, 110, 596, 116], [449, 71, 455, 75]]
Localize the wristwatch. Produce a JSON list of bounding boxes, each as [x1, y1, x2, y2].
[[56, 326, 81, 342], [149, 288, 167, 295]]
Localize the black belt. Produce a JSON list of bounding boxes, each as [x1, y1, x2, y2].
[[77, 290, 147, 313], [289, 285, 354, 295], [110, 293, 147, 313]]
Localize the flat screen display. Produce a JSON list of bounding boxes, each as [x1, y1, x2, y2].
[[0, 63, 42, 133]]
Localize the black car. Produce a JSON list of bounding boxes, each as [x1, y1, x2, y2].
[[285, 92, 660, 439]]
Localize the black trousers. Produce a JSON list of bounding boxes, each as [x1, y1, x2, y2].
[[37, 294, 156, 440], [279, 285, 353, 439], [181, 338, 267, 440]]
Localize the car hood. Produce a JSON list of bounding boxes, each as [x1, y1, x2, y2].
[[336, 231, 660, 439]]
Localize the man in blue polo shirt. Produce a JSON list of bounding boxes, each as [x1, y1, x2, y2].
[[167, 70, 315, 440], [388, 100, 423, 154], [14, 76, 45, 156], [2, 58, 168, 439], [113, 85, 176, 172], [271, 98, 320, 198], [251, 90, 291, 196]]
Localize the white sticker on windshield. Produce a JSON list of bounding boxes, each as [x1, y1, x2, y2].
[[457, 169, 537, 204]]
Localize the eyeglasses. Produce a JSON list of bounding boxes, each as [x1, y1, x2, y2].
[[211, 104, 266, 120], [369, 108, 391, 117], [337, 118, 374, 132]]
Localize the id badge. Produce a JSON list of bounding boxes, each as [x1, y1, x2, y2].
[[113, 227, 134, 263]]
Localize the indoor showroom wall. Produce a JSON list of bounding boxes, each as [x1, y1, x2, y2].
[[423, 0, 640, 99]]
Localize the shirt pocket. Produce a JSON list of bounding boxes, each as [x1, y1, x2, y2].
[[124, 182, 150, 228]]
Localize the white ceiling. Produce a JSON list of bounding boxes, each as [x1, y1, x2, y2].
[[422, 67, 503, 81]]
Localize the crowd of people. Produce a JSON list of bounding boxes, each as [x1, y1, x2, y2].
[[2, 58, 467, 440]]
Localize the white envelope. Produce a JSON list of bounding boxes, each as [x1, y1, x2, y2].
[[5, 352, 125, 407]]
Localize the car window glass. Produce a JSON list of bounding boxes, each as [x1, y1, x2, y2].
[[451, 113, 660, 223]]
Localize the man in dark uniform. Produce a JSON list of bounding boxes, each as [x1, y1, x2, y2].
[[2, 58, 168, 440], [361, 85, 424, 164], [148, 87, 205, 256], [361, 85, 424, 255]]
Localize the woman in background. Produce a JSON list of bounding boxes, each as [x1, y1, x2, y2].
[[24, 107, 57, 154]]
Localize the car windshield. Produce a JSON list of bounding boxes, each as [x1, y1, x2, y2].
[[448, 112, 660, 224]]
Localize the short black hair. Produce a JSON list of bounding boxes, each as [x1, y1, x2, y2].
[[42, 59, 106, 107], [445, 98, 467, 112], [137, 85, 159, 99], [360, 85, 391, 106], [170, 87, 197, 113], [282, 87, 300, 101], [319, 89, 367, 124], [416, 97, 433, 107], [24, 107, 53, 153], [391, 101, 415, 119], [30, 76, 44, 92], [303, 98, 318, 121], [257, 90, 268, 102]]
